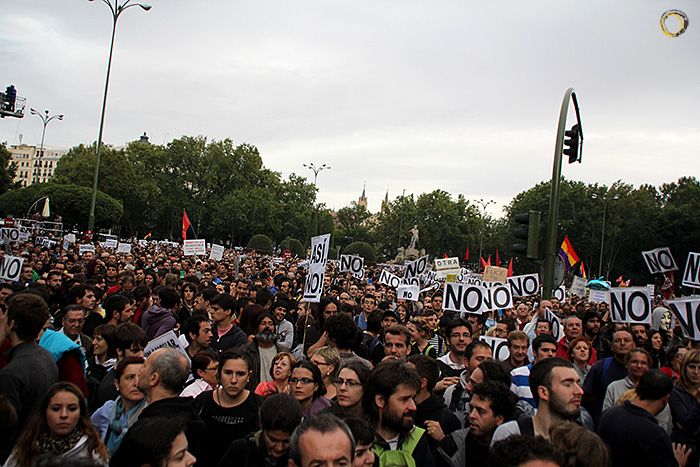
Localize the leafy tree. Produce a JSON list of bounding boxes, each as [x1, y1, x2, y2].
[[343, 241, 377, 263], [279, 237, 305, 258], [336, 202, 372, 246], [247, 234, 273, 253], [0, 143, 20, 195]]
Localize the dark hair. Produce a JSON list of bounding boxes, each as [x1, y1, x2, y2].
[[6, 293, 49, 341], [497, 318, 517, 333], [532, 334, 557, 353], [201, 287, 219, 302], [407, 354, 440, 391], [337, 361, 372, 388], [219, 347, 253, 375], [478, 360, 511, 386], [366, 310, 384, 334], [12, 382, 108, 466], [104, 294, 131, 322], [110, 416, 186, 467], [325, 314, 360, 350], [66, 284, 93, 304], [93, 324, 116, 358], [636, 369, 674, 401], [489, 435, 562, 467], [210, 293, 236, 314], [529, 357, 574, 404], [116, 356, 145, 380], [507, 330, 529, 346], [132, 284, 151, 302], [113, 322, 147, 353], [182, 314, 209, 344], [341, 415, 374, 446], [446, 318, 472, 338], [471, 381, 516, 421], [292, 361, 326, 400], [466, 340, 492, 361], [255, 288, 274, 307], [567, 336, 591, 361], [364, 360, 421, 422], [260, 394, 303, 433], [384, 324, 411, 346], [549, 421, 610, 467], [191, 351, 218, 379], [289, 414, 355, 466], [157, 287, 180, 309]]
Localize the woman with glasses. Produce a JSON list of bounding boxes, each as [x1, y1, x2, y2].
[[290, 361, 330, 418], [255, 351, 297, 397], [329, 361, 371, 419], [310, 346, 340, 402], [181, 351, 219, 398]]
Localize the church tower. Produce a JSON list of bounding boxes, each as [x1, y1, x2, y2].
[[358, 183, 368, 210]]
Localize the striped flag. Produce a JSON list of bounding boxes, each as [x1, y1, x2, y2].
[[558, 236, 580, 271]]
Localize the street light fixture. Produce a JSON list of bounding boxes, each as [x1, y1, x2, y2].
[[87, 0, 151, 231], [591, 192, 620, 278], [303, 163, 331, 236], [475, 198, 495, 260], [29, 108, 63, 183]]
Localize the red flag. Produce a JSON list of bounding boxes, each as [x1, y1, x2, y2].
[[182, 210, 195, 240], [487, 255, 492, 266], [495, 248, 501, 267], [507, 258, 513, 277], [580, 261, 588, 279], [480, 256, 488, 270], [443, 253, 449, 258], [464, 245, 469, 261]]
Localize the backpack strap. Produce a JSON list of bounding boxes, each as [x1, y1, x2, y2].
[[449, 384, 464, 412], [516, 417, 535, 438], [602, 357, 613, 378]]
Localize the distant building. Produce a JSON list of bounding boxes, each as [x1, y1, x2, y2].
[[358, 183, 368, 210], [7, 144, 67, 187]]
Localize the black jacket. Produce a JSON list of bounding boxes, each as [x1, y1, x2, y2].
[[136, 396, 206, 458], [218, 431, 288, 467], [212, 324, 247, 352], [415, 394, 462, 454]]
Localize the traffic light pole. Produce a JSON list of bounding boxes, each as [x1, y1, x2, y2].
[[542, 88, 577, 299]]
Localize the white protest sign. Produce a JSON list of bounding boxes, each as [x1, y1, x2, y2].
[[571, 276, 588, 296], [683, 252, 700, 288], [642, 247, 678, 274], [104, 238, 117, 249], [303, 234, 331, 303], [143, 330, 188, 358], [666, 297, 700, 341], [507, 274, 540, 298], [79, 244, 95, 256], [378, 269, 401, 288], [401, 276, 420, 287], [405, 255, 429, 279], [19, 231, 30, 242], [479, 336, 510, 361], [543, 308, 562, 341], [483, 283, 514, 311], [340, 255, 365, 279], [607, 286, 654, 325], [552, 284, 566, 302], [0, 255, 24, 281], [435, 257, 460, 277], [138, 239, 148, 247], [443, 282, 513, 314], [62, 238, 71, 251], [420, 270, 438, 288], [117, 242, 131, 254], [210, 244, 224, 262], [397, 284, 420, 301], [589, 289, 607, 303], [0, 228, 20, 243], [183, 239, 206, 256], [64, 233, 76, 244]]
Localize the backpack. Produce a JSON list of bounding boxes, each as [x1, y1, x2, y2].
[[373, 427, 425, 467], [516, 417, 535, 437]]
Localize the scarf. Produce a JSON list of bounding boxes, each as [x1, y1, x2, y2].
[[37, 428, 83, 456]]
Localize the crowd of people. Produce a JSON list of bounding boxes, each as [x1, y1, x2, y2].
[[0, 239, 697, 466]]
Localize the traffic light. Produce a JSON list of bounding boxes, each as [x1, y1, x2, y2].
[[512, 210, 540, 260], [563, 123, 581, 164]]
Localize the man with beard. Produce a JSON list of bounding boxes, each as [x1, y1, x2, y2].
[[492, 357, 583, 443], [364, 359, 435, 466], [436, 381, 516, 467], [437, 318, 473, 378], [241, 312, 282, 390], [582, 311, 609, 357], [45, 270, 64, 316]]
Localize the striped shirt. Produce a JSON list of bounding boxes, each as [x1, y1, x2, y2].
[[511, 363, 535, 408]]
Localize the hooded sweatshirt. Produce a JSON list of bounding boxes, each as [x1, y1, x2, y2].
[[414, 394, 462, 454], [141, 304, 177, 340]]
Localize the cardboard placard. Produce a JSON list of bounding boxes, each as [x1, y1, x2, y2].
[[571, 276, 588, 296], [378, 269, 401, 288], [397, 284, 420, 301], [666, 297, 700, 341], [683, 252, 700, 288], [0, 228, 21, 243], [507, 273, 540, 298], [303, 234, 330, 303], [79, 244, 95, 256], [443, 282, 514, 314], [479, 336, 510, 361], [183, 239, 206, 256], [340, 254, 365, 279], [104, 238, 118, 249], [117, 242, 131, 254], [607, 286, 654, 325], [483, 266, 508, 283], [0, 254, 24, 281], [405, 255, 429, 279], [210, 244, 224, 262], [143, 330, 188, 358], [642, 247, 678, 274]]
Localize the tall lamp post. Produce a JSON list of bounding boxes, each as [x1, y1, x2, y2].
[[592, 192, 619, 278], [475, 198, 494, 261], [29, 109, 63, 159], [87, 0, 151, 231], [303, 163, 331, 236]]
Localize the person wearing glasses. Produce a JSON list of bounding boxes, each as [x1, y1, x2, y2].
[[328, 362, 371, 418], [181, 351, 219, 398], [290, 361, 331, 419]]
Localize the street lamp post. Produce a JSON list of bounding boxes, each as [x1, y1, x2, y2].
[[303, 163, 331, 236], [475, 198, 494, 261], [592, 192, 619, 278], [29, 109, 63, 160], [87, 0, 151, 231]]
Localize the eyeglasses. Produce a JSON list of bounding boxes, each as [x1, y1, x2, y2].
[[204, 366, 218, 372], [289, 377, 315, 385], [331, 377, 362, 388]]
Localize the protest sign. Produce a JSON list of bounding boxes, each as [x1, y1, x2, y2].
[[666, 297, 700, 341], [607, 286, 654, 325], [683, 252, 700, 288], [340, 255, 364, 279], [571, 275, 588, 296], [303, 234, 330, 303], [183, 239, 206, 256], [397, 284, 420, 301], [0, 228, 20, 243], [378, 269, 401, 288], [552, 284, 566, 302], [0, 254, 24, 281], [117, 242, 131, 254], [401, 276, 420, 287], [18, 231, 29, 242], [143, 330, 188, 358], [479, 336, 510, 361], [443, 282, 513, 314], [543, 309, 562, 340], [435, 257, 460, 277], [79, 244, 95, 256], [104, 238, 117, 249], [507, 274, 540, 298], [405, 255, 429, 279], [642, 247, 678, 274], [483, 266, 508, 283], [483, 283, 514, 311], [459, 273, 483, 286], [589, 289, 607, 303], [210, 244, 224, 261]]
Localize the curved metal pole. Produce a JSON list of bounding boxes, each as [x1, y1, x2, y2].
[[26, 195, 48, 218]]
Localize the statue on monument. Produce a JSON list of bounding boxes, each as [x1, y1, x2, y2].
[[408, 224, 419, 250]]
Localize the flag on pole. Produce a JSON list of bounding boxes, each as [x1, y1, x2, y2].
[[580, 261, 587, 279], [507, 258, 513, 277], [464, 245, 469, 261], [182, 210, 196, 240], [495, 248, 501, 267], [480, 256, 488, 270], [558, 236, 580, 271]]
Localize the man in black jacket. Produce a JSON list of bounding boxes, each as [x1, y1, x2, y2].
[[209, 293, 247, 352]]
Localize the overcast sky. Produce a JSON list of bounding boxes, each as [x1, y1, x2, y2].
[[2, 0, 697, 216]]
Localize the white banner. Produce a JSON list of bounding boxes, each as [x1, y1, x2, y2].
[[479, 336, 510, 361], [607, 286, 654, 325], [104, 238, 117, 249], [339, 254, 364, 279], [210, 244, 224, 262], [303, 234, 331, 303], [397, 284, 420, 301], [589, 289, 607, 303], [443, 282, 513, 314], [405, 255, 429, 279], [0, 255, 24, 281], [143, 330, 188, 358], [683, 252, 700, 289], [571, 276, 588, 296], [183, 239, 206, 256], [117, 242, 131, 254], [79, 244, 95, 256], [666, 297, 700, 341], [507, 273, 540, 298], [435, 257, 460, 276], [0, 228, 20, 243], [642, 247, 678, 274]]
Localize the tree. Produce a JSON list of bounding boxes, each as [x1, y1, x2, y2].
[[343, 241, 377, 263], [279, 237, 305, 258], [247, 234, 273, 253], [336, 202, 372, 247], [0, 143, 20, 195]]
